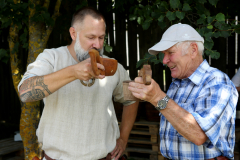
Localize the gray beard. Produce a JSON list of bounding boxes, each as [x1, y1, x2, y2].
[[74, 33, 104, 62]]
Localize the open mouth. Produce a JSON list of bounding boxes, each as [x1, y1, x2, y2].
[[169, 65, 176, 69]]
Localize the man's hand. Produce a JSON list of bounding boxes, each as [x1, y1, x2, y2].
[[128, 77, 165, 106], [74, 58, 105, 81], [111, 138, 127, 160]]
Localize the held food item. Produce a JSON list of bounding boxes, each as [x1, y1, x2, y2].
[[88, 49, 118, 76]]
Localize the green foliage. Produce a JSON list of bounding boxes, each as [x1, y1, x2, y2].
[[0, 0, 63, 63], [136, 52, 163, 69], [104, 35, 113, 53], [30, 3, 55, 26], [128, 0, 239, 68]]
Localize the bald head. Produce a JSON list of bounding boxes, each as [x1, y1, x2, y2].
[[71, 7, 106, 31]]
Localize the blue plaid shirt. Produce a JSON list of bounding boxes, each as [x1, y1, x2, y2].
[[160, 60, 238, 160]]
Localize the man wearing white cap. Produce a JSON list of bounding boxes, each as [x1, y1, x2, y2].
[[128, 23, 238, 160]]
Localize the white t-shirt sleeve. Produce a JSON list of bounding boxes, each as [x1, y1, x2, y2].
[[231, 67, 240, 87]]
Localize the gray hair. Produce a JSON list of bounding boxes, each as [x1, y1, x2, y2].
[[176, 41, 204, 55], [71, 7, 106, 30]]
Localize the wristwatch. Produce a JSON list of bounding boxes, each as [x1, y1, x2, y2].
[[155, 95, 170, 111]]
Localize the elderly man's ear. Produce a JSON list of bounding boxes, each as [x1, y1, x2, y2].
[[190, 43, 199, 58]]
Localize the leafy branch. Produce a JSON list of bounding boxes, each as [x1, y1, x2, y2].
[[127, 0, 240, 68]]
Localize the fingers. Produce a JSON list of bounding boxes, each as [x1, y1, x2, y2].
[[111, 139, 126, 160], [134, 77, 144, 84], [128, 79, 157, 101], [97, 63, 105, 71], [77, 59, 105, 80], [111, 146, 122, 160]]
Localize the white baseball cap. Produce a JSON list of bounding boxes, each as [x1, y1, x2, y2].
[[148, 23, 204, 55]]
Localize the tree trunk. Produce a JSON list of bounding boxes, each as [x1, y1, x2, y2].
[[8, 0, 62, 159]]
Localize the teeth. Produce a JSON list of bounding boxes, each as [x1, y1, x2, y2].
[[170, 66, 176, 69]]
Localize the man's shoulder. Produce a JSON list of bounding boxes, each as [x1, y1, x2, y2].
[[203, 66, 233, 86], [42, 46, 67, 54], [38, 46, 68, 59]]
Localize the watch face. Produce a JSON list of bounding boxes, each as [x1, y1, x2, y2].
[[159, 101, 164, 107], [157, 96, 169, 110]]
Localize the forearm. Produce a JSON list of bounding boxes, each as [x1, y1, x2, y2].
[[119, 102, 139, 142], [19, 65, 76, 102], [160, 99, 207, 145]]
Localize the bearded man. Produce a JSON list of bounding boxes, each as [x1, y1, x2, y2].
[[18, 7, 138, 160]]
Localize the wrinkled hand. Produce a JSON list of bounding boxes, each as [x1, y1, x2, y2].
[[128, 77, 164, 104], [74, 58, 105, 81], [111, 138, 127, 160]]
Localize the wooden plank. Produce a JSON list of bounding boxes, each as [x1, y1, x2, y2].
[[128, 138, 157, 145], [0, 144, 24, 155], [0, 138, 23, 156], [131, 129, 157, 135], [125, 147, 158, 154]]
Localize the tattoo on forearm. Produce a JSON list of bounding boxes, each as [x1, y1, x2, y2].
[[20, 76, 52, 102]]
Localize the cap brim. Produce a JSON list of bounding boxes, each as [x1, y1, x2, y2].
[[148, 41, 178, 55]]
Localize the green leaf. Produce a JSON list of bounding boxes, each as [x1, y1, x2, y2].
[[139, 4, 144, 8], [213, 31, 220, 38], [197, 14, 206, 25], [204, 31, 213, 42], [151, 59, 161, 65], [158, 15, 164, 22], [105, 44, 112, 53], [137, 17, 142, 24], [145, 17, 153, 23], [204, 41, 214, 50], [182, 3, 191, 11], [210, 50, 220, 59], [158, 21, 167, 30], [207, 24, 213, 29], [166, 11, 176, 21], [176, 11, 185, 20], [216, 13, 225, 22], [160, 1, 169, 10], [195, 3, 210, 16], [136, 59, 146, 69], [142, 21, 151, 30], [158, 52, 164, 63], [220, 31, 231, 38], [234, 24, 240, 34], [129, 14, 136, 21], [170, 0, 180, 9], [197, 28, 204, 37], [208, 0, 219, 6], [1, 20, 11, 28], [205, 50, 211, 56], [207, 16, 215, 24], [198, 0, 207, 4], [144, 52, 154, 59], [0, 0, 7, 9]]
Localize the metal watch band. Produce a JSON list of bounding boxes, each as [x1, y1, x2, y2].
[[155, 95, 170, 111]]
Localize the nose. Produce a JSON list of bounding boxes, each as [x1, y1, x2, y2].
[[162, 54, 170, 64], [93, 38, 101, 49]]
